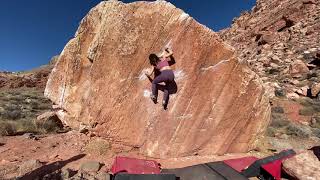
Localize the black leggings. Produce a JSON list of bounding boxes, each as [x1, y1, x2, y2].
[[152, 70, 175, 104]]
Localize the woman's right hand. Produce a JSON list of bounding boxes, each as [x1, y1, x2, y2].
[[164, 48, 173, 57]]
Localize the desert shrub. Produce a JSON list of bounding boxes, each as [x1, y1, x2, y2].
[[296, 81, 309, 87], [1, 104, 23, 120], [285, 124, 311, 138], [35, 113, 63, 133], [85, 139, 110, 155], [8, 91, 20, 96], [271, 106, 284, 114], [36, 103, 51, 110], [311, 116, 320, 129], [266, 127, 276, 137], [296, 98, 320, 116], [16, 120, 38, 133], [270, 114, 290, 128], [307, 72, 318, 79], [41, 119, 62, 133], [29, 101, 39, 109], [275, 89, 286, 97], [312, 105, 320, 112], [0, 89, 54, 135], [312, 128, 320, 138], [0, 117, 62, 136], [298, 98, 320, 107], [21, 94, 39, 100], [1, 108, 23, 120], [0, 121, 16, 136], [299, 107, 316, 116], [9, 95, 25, 102], [0, 95, 10, 102], [3, 104, 20, 111], [301, 98, 313, 106]]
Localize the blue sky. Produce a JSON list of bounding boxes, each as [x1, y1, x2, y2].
[[0, 0, 256, 71]]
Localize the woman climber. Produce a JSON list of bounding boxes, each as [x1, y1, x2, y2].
[[145, 48, 176, 110]]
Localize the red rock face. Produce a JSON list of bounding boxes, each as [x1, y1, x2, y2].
[[45, 1, 270, 158]]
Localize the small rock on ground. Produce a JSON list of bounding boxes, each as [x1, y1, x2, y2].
[[18, 159, 44, 176], [80, 161, 102, 172]]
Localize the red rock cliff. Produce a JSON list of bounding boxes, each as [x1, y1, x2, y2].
[[45, 0, 270, 158]]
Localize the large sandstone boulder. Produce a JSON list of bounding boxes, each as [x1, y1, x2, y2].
[[45, 1, 270, 158]]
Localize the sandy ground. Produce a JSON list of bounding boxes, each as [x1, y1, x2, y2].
[[0, 131, 319, 179], [0, 131, 261, 179]]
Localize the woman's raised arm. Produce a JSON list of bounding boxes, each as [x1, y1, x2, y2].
[[164, 48, 173, 58]]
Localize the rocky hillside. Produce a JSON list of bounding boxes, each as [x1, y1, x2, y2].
[[220, 0, 320, 99], [220, 0, 320, 150], [45, 0, 270, 158], [0, 56, 58, 90]]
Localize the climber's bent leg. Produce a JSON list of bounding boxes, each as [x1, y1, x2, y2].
[[163, 88, 169, 110], [151, 70, 174, 106]]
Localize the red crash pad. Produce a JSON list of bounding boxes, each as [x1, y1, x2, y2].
[[261, 153, 295, 180], [111, 156, 161, 175], [261, 159, 282, 180], [224, 157, 259, 172]]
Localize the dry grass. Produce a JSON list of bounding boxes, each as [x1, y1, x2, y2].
[[268, 107, 317, 138], [311, 116, 320, 129], [0, 88, 58, 136], [296, 98, 320, 116], [0, 121, 16, 136], [285, 123, 311, 138], [84, 138, 111, 155]]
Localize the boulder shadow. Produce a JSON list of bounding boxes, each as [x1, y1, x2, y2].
[[19, 154, 86, 180]]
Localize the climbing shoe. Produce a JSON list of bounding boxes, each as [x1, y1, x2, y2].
[[162, 101, 168, 110], [150, 94, 157, 104]]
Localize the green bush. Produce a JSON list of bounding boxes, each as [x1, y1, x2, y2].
[[271, 106, 284, 114]]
